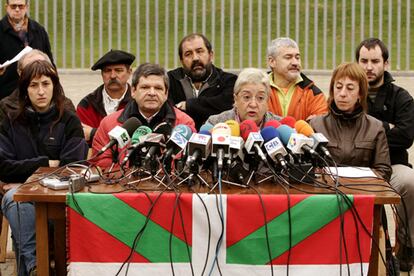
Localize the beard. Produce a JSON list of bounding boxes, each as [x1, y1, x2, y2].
[[368, 74, 384, 88], [184, 61, 213, 82]]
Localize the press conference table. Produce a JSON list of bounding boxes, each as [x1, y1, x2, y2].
[[13, 168, 400, 276]]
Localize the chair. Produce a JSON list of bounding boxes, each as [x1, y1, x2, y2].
[[0, 214, 9, 263]]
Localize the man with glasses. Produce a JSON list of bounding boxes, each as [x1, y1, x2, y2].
[[0, 0, 53, 100]]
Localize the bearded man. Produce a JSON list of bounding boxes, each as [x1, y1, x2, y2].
[[167, 33, 237, 129]]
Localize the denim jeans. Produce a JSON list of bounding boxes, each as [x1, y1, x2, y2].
[[1, 187, 36, 276]]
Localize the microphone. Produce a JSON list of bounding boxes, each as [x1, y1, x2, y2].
[[98, 117, 141, 155], [264, 120, 282, 129], [261, 126, 288, 168], [163, 125, 193, 160], [200, 122, 214, 133], [277, 124, 297, 146], [239, 120, 266, 162], [295, 120, 331, 157], [280, 116, 296, 128], [211, 123, 231, 170], [286, 133, 316, 155], [121, 126, 152, 166], [225, 120, 244, 162], [186, 130, 212, 166], [144, 123, 172, 161]]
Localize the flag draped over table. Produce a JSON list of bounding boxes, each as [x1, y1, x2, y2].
[[67, 192, 374, 276]]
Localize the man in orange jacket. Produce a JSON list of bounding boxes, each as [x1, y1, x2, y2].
[[266, 37, 328, 121]]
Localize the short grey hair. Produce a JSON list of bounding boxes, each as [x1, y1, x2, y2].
[[266, 37, 299, 58], [17, 49, 51, 75], [234, 68, 270, 97]]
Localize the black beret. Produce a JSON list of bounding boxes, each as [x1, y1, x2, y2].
[[91, 49, 135, 71]]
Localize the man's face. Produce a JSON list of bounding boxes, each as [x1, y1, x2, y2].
[[268, 46, 301, 85], [180, 36, 214, 82], [133, 75, 168, 117], [101, 64, 131, 94], [357, 45, 388, 88], [6, 0, 27, 23]]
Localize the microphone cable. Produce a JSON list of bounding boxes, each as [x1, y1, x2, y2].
[[208, 169, 225, 276]]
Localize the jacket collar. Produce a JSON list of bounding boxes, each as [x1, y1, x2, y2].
[[330, 101, 363, 121], [86, 84, 132, 116], [118, 100, 176, 127]]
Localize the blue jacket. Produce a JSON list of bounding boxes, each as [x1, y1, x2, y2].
[[0, 107, 88, 183]]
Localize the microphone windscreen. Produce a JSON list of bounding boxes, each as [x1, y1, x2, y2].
[[294, 120, 315, 137], [239, 120, 259, 141], [173, 125, 193, 140], [264, 120, 281, 129], [277, 125, 296, 146], [200, 123, 214, 133], [122, 117, 142, 136], [153, 122, 172, 138], [225, 120, 240, 136], [199, 130, 212, 136], [212, 123, 231, 135], [280, 116, 296, 128], [131, 126, 152, 144], [260, 126, 280, 142]]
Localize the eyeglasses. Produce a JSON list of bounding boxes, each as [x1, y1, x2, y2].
[[8, 4, 26, 10], [238, 94, 267, 104]]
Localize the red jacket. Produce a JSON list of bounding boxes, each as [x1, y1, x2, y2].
[[76, 84, 132, 143], [92, 101, 195, 169]]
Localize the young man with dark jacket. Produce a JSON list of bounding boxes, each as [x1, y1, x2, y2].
[[357, 37, 414, 272]]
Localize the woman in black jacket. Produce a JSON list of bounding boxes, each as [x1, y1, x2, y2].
[[0, 60, 87, 276]]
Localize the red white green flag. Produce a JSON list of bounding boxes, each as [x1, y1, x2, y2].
[[67, 193, 374, 275]]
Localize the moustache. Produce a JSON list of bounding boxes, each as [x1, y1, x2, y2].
[[191, 61, 205, 70], [108, 79, 121, 85]]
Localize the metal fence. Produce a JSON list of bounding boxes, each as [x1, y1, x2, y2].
[[5, 0, 413, 71]]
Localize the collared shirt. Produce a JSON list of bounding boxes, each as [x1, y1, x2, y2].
[[102, 87, 128, 115], [269, 72, 303, 117], [185, 69, 213, 98]]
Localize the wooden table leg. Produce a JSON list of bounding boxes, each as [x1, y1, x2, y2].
[[368, 205, 381, 276], [53, 215, 66, 275], [35, 203, 50, 276]]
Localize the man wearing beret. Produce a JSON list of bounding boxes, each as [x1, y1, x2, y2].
[[76, 49, 135, 145], [168, 33, 237, 130]]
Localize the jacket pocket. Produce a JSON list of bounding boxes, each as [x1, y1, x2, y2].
[[355, 140, 375, 164]]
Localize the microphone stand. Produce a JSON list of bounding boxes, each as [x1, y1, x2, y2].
[[175, 161, 210, 188]]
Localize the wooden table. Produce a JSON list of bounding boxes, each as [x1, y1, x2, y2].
[[13, 169, 400, 276]]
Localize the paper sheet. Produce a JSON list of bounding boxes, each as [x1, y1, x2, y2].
[[0, 46, 33, 69], [324, 166, 377, 178]]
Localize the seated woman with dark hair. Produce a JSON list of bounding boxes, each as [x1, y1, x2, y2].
[[0, 60, 88, 276], [310, 62, 391, 180], [206, 67, 281, 127]]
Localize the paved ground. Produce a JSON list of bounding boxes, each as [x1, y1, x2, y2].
[[1, 70, 413, 275]]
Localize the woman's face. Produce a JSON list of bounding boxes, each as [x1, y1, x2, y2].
[[333, 77, 360, 113], [234, 83, 268, 125], [27, 75, 54, 112]]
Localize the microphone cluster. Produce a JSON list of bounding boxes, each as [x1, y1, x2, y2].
[[99, 115, 333, 187]]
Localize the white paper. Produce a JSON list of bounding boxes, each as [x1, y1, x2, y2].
[[324, 166, 377, 178], [0, 46, 33, 69]]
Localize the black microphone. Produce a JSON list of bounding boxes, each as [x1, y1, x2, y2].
[[144, 122, 172, 161], [98, 117, 142, 155]]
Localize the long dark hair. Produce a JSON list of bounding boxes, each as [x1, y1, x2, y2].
[[15, 60, 65, 129]]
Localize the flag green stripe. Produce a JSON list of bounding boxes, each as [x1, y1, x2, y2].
[[227, 194, 354, 264], [67, 193, 191, 263]]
